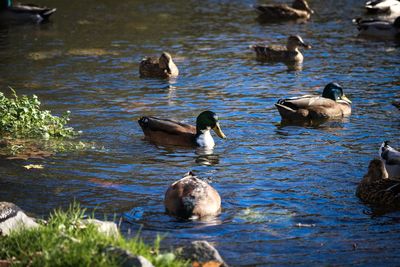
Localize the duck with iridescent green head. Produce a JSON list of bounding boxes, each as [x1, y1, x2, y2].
[[275, 82, 352, 121], [138, 111, 226, 148]]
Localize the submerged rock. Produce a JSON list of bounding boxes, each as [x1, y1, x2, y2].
[[104, 246, 155, 267], [0, 202, 38, 236], [176, 240, 227, 267]]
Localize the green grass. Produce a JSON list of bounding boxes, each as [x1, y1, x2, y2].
[[0, 204, 188, 267]]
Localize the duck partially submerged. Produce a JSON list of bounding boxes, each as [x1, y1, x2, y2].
[[138, 111, 226, 149], [379, 141, 400, 179], [0, 0, 56, 24], [250, 35, 311, 63], [255, 0, 314, 21], [356, 159, 400, 208], [353, 16, 400, 39], [164, 171, 221, 219], [275, 82, 352, 122], [139, 52, 179, 79], [365, 0, 400, 15]]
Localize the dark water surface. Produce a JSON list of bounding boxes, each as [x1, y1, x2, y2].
[[1, 0, 400, 265]]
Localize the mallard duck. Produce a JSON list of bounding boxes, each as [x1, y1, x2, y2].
[[353, 16, 400, 39], [392, 101, 400, 109], [138, 111, 226, 148], [379, 141, 400, 179], [139, 52, 179, 79], [0, 0, 56, 24], [164, 171, 221, 219], [365, 0, 400, 15], [356, 158, 400, 208], [275, 82, 352, 121], [250, 35, 311, 63], [255, 0, 314, 21]]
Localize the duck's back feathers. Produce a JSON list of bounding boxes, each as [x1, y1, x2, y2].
[[251, 44, 299, 62], [275, 95, 349, 120], [139, 57, 167, 78], [164, 172, 221, 219], [138, 116, 196, 146]]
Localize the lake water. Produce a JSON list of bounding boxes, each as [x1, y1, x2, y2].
[[1, 0, 400, 265]]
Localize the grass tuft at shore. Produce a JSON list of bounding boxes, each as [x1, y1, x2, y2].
[[0, 203, 188, 267]]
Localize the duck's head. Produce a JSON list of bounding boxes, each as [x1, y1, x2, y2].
[[322, 83, 352, 104], [363, 159, 388, 183], [159, 52, 172, 68], [292, 0, 314, 14], [287, 35, 311, 51], [196, 111, 226, 139]]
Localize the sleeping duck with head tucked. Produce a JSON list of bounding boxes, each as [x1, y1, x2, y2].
[[251, 35, 311, 63], [139, 52, 179, 79], [164, 171, 221, 219], [255, 0, 314, 21], [138, 111, 226, 149], [275, 82, 352, 122]]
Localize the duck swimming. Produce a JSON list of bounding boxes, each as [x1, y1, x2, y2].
[[138, 111, 226, 148], [164, 171, 221, 219], [255, 0, 314, 21], [250, 35, 311, 63], [275, 82, 352, 122], [353, 16, 400, 39], [365, 0, 400, 15], [0, 0, 56, 24], [139, 52, 179, 79], [379, 141, 400, 179], [356, 158, 400, 209]]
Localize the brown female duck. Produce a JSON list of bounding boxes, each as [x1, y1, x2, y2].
[[356, 158, 400, 208], [164, 171, 221, 219], [139, 52, 179, 78], [138, 111, 226, 149], [275, 82, 352, 122], [255, 0, 314, 21], [250, 35, 311, 63]]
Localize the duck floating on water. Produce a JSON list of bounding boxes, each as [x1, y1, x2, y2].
[[353, 16, 400, 39], [0, 0, 56, 24], [250, 35, 311, 63], [164, 171, 221, 219], [275, 82, 352, 122], [379, 141, 400, 179], [138, 111, 226, 149], [139, 52, 179, 79], [356, 158, 400, 209], [392, 101, 400, 109], [255, 0, 314, 22], [365, 0, 400, 15]]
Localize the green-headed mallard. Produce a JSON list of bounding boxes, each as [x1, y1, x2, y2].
[[353, 16, 400, 39], [255, 0, 314, 21], [164, 171, 221, 219], [356, 158, 400, 208], [275, 82, 352, 121], [250, 35, 311, 63], [0, 0, 56, 24], [138, 111, 226, 148], [379, 141, 400, 179], [139, 52, 179, 79]]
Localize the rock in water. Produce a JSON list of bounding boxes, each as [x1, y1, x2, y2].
[[177, 240, 227, 267]]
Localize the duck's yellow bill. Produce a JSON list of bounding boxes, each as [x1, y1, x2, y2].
[[213, 123, 226, 139], [342, 94, 352, 103]]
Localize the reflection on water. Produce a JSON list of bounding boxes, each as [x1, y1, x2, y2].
[[0, 0, 400, 265]]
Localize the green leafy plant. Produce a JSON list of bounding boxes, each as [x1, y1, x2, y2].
[[0, 88, 76, 139], [0, 203, 188, 267]]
